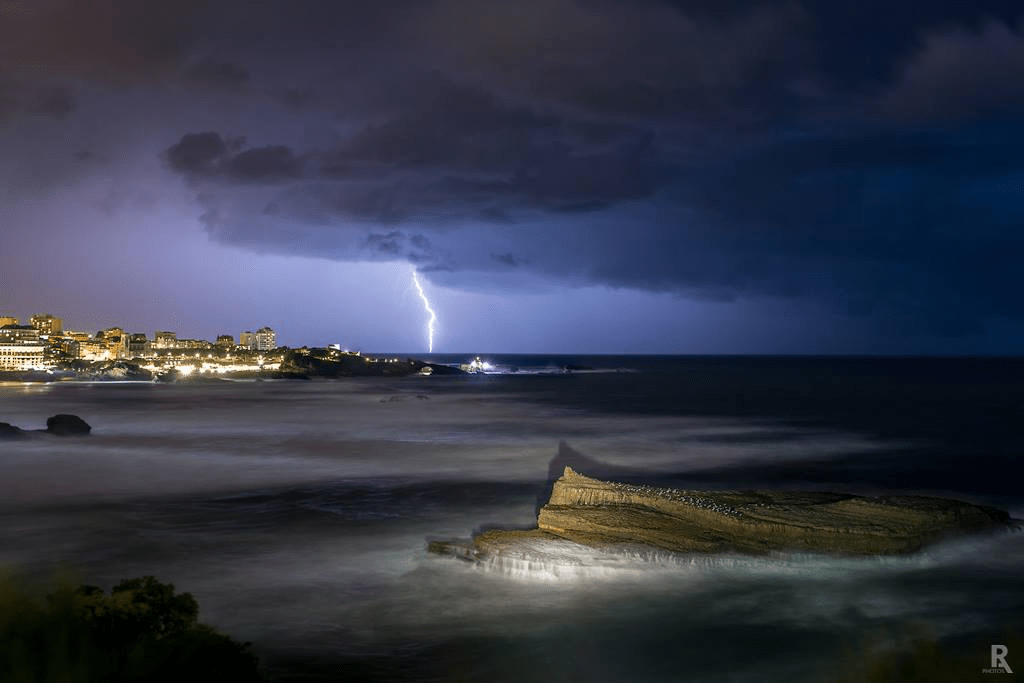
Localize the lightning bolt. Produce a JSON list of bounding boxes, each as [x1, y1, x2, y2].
[[411, 268, 437, 353]]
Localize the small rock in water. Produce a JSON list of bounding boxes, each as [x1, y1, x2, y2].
[[46, 414, 92, 436], [0, 422, 27, 439]]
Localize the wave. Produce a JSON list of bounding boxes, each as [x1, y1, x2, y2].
[[467, 527, 1024, 583]]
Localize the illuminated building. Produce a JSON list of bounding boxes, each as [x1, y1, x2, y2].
[[127, 333, 151, 358], [0, 324, 45, 370], [255, 327, 276, 351], [30, 313, 63, 337], [154, 331, 178, 349], [0, 316, 18, 327], [77, 339, 111, 361], [0, 324, 40, 345], [98, 327, 127, 359], [175, 338, 212, 350], [215, 335, 235, 350], [0, 344, 45, 370], [239, 328, 276, 351], [49, 336, 80, 358], [52, 331, 91, 357]]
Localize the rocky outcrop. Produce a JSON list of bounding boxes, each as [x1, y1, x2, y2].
[[0, 414, 92, 437], [46, 414, 92, 436], [432, 467, 1016, 561], [280, 349, 465, 378], [0, 422, 27, 438], [81, 362, 153, 381]]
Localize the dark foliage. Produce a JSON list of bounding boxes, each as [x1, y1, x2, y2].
[[0, 575, 266, 683]]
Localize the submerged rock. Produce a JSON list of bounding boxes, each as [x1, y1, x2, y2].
[[45, 414, 92, 436], [433, 467, 1016, 561]]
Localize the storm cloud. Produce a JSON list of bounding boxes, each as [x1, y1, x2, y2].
[[3, 0, 1024, 350]]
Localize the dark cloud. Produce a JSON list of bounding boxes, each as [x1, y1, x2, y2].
[[335, 75, 561, 170], [156, 0, 1024, 342], [0, 80, 75, 120], [223, 146, 302, 182], [548, 201, 611, 214], [165, 70, 677, 227], [326, 184, 410, 224], [181, 58, 250, 89], [278, 88, 314, 110], [0, 0, 210, 83], [479, 207, 513, 223], [429, 0, 809, 120], [6, 0, 1023, 347], [880, 17, 1024, 122], [650, 125, 1024, 329], [365, 231, 404, 255], [491, 252, 526, 267], [163, 133, 302, 183], [163, 132, 228, 176], [361, 231, 435, 262], [511, 133, 669, 207], [785, 0, 1022, 87]]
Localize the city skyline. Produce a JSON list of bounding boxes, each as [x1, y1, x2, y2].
[[3, 2, 1024, 354], [0, 311, 282, 371], [0, 311, 277, 348]]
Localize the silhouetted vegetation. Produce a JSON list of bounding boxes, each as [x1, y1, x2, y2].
[[0, 575, 266, 683]]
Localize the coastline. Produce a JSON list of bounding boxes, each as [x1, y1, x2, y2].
[[0, 352, 464, 384]]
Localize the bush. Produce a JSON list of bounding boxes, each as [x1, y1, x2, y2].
[[0, 575, 266, 683]]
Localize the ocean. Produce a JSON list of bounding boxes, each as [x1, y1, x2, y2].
[[1, 355, 1022, 681]]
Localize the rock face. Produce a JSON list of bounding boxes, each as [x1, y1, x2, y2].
[[45, 414, 92, 436], [433, 467, 1015, 561]]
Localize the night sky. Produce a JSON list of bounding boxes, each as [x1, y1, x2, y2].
[[2, 0, 1023, 354]]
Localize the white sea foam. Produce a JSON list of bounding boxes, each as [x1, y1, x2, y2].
[[460, 525, 1024, 586]]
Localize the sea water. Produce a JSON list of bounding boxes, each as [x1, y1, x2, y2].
[[1, 356, 1022, 681]]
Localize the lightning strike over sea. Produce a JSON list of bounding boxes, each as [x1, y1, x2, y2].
[[411, 268, 437, 353]]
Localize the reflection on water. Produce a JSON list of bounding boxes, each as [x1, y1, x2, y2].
[[1, 363, 1022, 682]]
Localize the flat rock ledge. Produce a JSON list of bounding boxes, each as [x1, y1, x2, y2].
[[430, 467, 1017, 561]]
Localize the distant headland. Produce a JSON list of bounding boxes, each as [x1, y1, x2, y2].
[[0, 347, 465, 383], [0, 313, 465, 381]]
